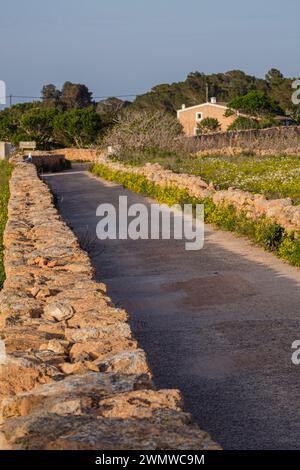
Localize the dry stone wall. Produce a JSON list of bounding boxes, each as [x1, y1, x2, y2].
[[18, 151, 69, 172], [97, 156, 300, 235], [50, 148, 97, 162], [194, 125, 300, 153], [0, 156, 220, 450]]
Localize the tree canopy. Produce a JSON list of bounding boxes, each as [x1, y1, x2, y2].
[[41, 81, 93, 110], [53, 108, 102, 147], [132, 69, 299, 121], [228, 91, 282, 116], [0, 68, 299, 150]]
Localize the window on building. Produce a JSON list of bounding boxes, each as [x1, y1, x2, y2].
[[194, 127, 201, 136], [196, 112, 202, 121]]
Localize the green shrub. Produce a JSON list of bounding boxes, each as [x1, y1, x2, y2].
[[278, 235, 300, 267], [228, 116, 260, 131], [0, 161, 13, 288], [197, 117, 221, 134], [254, 220, 284, 250]]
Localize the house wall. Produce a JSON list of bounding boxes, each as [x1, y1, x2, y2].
[[177, 104, 237, 136]]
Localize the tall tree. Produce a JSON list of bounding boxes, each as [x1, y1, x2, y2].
[[266, 69, 294, 115], [228, 91, 282, 116], [96, 97, 130, 115], [41, 84, 61, 108], [53, 108, 101, 147], [60, 82, 93, 110], [265, 69, 284, 87], [20, 107, 60, 148]]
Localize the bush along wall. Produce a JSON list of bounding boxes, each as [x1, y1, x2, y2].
[[90, 161, 300, 268], [0, 161, 13, 288]]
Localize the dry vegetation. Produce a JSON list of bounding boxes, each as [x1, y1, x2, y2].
[[104, 111, 300, 202]]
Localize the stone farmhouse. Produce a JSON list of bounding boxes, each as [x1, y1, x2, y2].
[[177, 98, 237, 136], [177, 97, 294, 137]]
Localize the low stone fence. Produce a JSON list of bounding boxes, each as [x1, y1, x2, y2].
[[27, 152, 69, 172], [51, 148, 98, 162], [194, 125, 300, 154], [0, 156, 219, 450], [96, 156, 300, 235]]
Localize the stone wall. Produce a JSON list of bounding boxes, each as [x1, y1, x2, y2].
[[51, 148, 97, 162], [28, 152, 69, 172], [193, 125, 300, 154], [96, 156, 300, 235], [0, 156, 219, 450]]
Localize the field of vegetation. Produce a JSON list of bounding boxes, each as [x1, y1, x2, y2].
[[117, 153, 300, 203], [91, 162, 300, 267], [0, 161, 12, 288]]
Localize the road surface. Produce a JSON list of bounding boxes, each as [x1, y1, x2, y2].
[[45, 165, 300, 450]]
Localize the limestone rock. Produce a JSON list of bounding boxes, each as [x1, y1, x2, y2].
[[96, 389, 183, 419], [43, 302, 74, 322], [69, 337, 138, 363], [65, 323, 132, 343], [0, 372, 154, 421], [97, 349, 151, 375], [39, 339, 69, 355], [0, 413, 221, 450]]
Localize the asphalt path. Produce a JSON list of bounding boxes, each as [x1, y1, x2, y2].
[[45, 165, 300, 449]]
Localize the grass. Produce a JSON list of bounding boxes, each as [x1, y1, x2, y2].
[[113, 152, 300, 203], [0, 160, 12, 288], [90, 162, 300, 268]]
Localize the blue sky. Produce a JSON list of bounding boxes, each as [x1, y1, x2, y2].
[[0, 0, 299, 103]]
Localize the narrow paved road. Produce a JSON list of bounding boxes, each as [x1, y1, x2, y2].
[[45, 166, 300, 450]]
